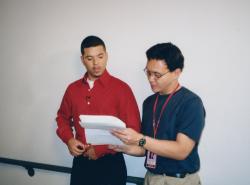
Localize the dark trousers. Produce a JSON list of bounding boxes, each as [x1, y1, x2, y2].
[[70, 153, 127, 185]]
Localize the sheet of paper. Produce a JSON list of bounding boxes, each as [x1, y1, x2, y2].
[[79, 115, 126, 145]]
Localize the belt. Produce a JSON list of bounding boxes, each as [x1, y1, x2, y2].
[[151, 171, 196, 178], [163, 172, 187, 178]]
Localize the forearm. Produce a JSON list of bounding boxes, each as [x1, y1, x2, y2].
[[144, 136, 184, 160], [110, 128, 193, 159], [126, 145, 145, 156], [108, 144, 145, 157], [56, 91, 74, 144], [56, 117, 74, 144], [143, 136, 192, 160]]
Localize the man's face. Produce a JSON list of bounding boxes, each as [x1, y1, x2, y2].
[[145, 59, 179, 94], [81, 45, 108, 80]]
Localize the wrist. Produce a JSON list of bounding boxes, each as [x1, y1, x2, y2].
[[136, 134, 143, 144], [138, 135, 146, 147]]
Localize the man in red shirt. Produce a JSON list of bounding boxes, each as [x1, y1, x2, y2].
[[56, 35, 141, 185]]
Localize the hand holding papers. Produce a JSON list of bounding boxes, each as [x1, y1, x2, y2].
[[79, 115, 126, 145]]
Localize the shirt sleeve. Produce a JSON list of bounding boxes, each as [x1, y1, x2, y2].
[[56, 87, 74, 144], [118, 85, 141, 132], [141, 99, 149, 136], [177, 97, 205, 142], [93, 84, 141, 158]]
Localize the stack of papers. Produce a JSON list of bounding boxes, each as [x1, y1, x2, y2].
[[79, 115, 126, 145]]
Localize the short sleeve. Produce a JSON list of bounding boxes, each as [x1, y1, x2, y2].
[[177, 97, 205, 142]]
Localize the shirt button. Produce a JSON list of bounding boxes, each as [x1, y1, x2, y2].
[[87, 102, 90, 105], [88, 89, 91, 91]]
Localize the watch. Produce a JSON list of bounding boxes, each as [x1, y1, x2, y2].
[[138, 136, 146, 147]]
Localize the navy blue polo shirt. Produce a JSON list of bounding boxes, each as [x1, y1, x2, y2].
[[141, 87, 205, 174]]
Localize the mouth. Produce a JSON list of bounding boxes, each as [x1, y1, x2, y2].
[[150, 80, 160, 88], [93, 67, 101, 73], [150, 82, 156, 87], [150, 84, 157, 90]]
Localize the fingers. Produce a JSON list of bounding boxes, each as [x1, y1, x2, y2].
[[70, 145, 84, 156], [108, 145, 119, 150], [68, 139, 91, 157], [84, 144, 91, 151], [111, 129, 130, 143], [112, 128, 126, 134], [108, 145, 124, 152], [111, 130, 132, 145], [83, 146, 97, 160], [111, 129, 126, 139]]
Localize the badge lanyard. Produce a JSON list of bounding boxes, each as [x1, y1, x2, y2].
[[146, 83, 180, 169], [152, 83, 180, 138]]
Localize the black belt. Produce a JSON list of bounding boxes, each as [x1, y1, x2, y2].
[[163, 172, 187, 178], [151, 171, 196, 178]]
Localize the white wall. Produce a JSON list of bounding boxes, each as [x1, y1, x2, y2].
[[0, 0, 250, 185]]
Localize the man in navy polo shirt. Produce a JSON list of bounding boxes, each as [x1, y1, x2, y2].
[[110, 42, 205, 185]]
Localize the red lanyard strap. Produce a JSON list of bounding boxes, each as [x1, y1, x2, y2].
[[152, 84, 180, 137]]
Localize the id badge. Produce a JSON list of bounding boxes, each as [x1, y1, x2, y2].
[[146, 151, 157, 169]]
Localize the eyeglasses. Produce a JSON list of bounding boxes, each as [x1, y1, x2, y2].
[[144, 68, 170, 80]]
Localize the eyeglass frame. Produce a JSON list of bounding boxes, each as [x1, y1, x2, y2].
[[143, 68, 170, 80]]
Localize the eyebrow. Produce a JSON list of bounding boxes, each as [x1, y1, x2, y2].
[[85, 52, 104, 58], [146, 69, 162, 74]]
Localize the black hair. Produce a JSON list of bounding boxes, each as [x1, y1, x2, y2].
[[146, 42, 184, 71], [80, 35, 106, 55]]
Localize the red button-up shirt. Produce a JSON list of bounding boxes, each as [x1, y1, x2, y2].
[[56, 70, 141, 158]]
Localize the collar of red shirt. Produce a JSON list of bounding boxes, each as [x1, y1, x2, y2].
[[82, 69, 111, 87]]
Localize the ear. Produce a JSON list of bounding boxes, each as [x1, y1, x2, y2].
[[80, 55, 85, 66], [174, 68, 182, 78], [105, 51, 109, 61]]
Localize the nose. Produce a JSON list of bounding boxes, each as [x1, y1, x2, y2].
[[93, 57, 98, 65], [148, 74, 156, 82]]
